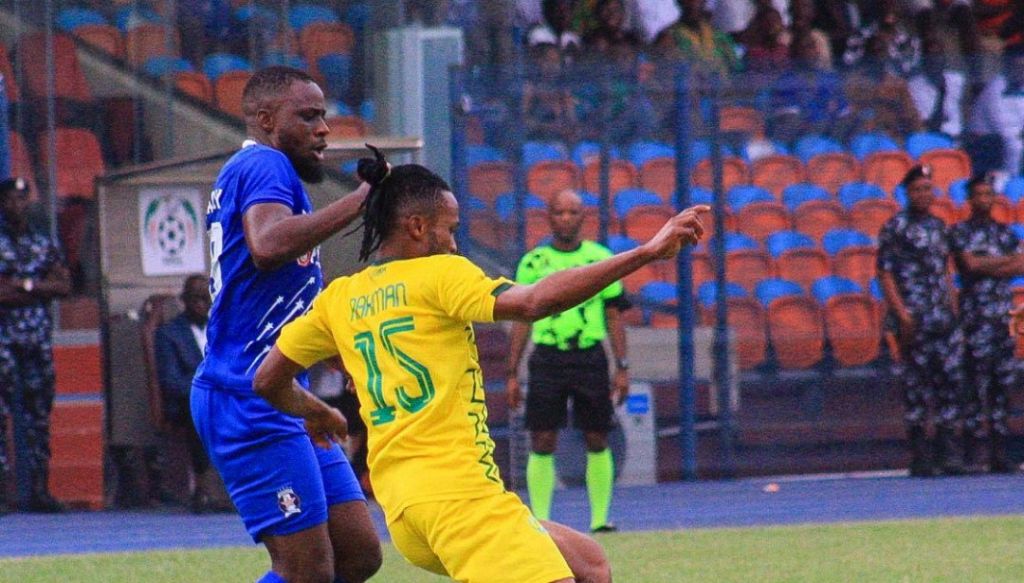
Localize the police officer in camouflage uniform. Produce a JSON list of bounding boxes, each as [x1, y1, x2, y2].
[[877, 165, 967, 477], [0, 177, 71, 513], [949, 174, 1023, 473]]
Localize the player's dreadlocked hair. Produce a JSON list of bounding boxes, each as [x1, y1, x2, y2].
[[355, 145, 452, 262], [241, 66, 316, 118]]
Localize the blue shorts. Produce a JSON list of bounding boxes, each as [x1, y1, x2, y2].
[[191, 385, 365, 542]]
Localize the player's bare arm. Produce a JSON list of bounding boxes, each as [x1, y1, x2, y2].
[[494, 205, 709, 322], [605, 305, 629, 406], [254, 347, 349, 448], [505, 321, 532, 409]]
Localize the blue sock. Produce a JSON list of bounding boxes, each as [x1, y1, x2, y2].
[[256, 572, 286, 583]]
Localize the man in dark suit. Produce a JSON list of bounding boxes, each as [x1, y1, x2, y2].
[[154, 274, 215, 512]]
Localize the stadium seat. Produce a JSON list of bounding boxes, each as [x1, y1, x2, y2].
[[204, 53, 251, 82], [811, 276, 862, 304], [850, 132, 901, 160], [862, 151, 914, 197], [727, 185, 775, 211], [495, 193, 547, 221], [725, 249, 774, 294], [466, 145, 505, 167], [614, 189, 664, 218], [838, 182, 887, 209], [623, 205, 675, 242], [525, 209, 550, 248], [781, 183, 831, 212], [0, 44, 19, 105], [823, 293, 881, 367], [692, 157, 749, 193], [640, 281, 678, 328], [848, 198, 899, 238], [214, 71, 253, 118], [583, 159, 638, 196], [326, 115, 367, 138], [173, 71, 212, 103], [316, 53, 353, 97], [523, 141, 567, 167], [627, 141, 674, 168], [696, 281, 748, 308], [698, 296, 769, 370], [466, 203, 505, 250], [607, 234, 639, 254], [623, 263, 663, 294], [1004, 176, 1024, 203], [751, 154, 805, 198], [142, 56, 194, 78], [571, 141, 622, 166], [776, 247, 831, 292], [766, 231, 815, 258], [300, 22, 356, 64], [233, 4, 279, 27], [906, 131, 954, 160], [289, 3, 341, 30], [822, 229, 873, 256], [689, 251, 714, 290], [793, 200, 847, 243], [527, 161, 579, 200], [724, 232, 760, 253], [767, 296, 826, 369], [17, 32, 93, 102], [834, 246, 878, 290], [794, 135, 844, 163], [72, 24, 125, 59], [124, 24, 180, 68], [719, 106, 765, 138], [755, 278, 803, 307], [920, 149, 971, 193], [468, 162, 514, 207], [639, 157, 676, 202], [56, 7, 108, 32], [38, 127, 105, 201], [806, 152, 860, 194], [735, 201, 791, 242], [115, 5, 162, 31], [8, 131, 40, 202], [260, 51, 307, 71], [688, 186, 714, 206]]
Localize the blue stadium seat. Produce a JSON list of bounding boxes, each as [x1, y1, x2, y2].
[[523, 141, 567, 167], [614, 189, 664, 217], [465, 196, 488, 212], [359, 100, 375, 123], [811, 276, 862, 303], [869, 278, 883, 300], [724, 232, 760, 253], [260, 52, 307, 70], [1003, 176, 1024, 203], [850, 132, 900, 160], [906, 132, 954, 159], [116, 6, 162, 31], [627, 141, 674, 168], [696, 281, 748, 308], [579, 192, 600, 207], [838, 182, 887, 209], [203, 53, 251, 82], [571, 141, 621, 166], [318, 54, 353, 97], [233, 4, 278, 26], [289, 4, 340, 30], [689, 186, 714, 206], [727, 185, 774, 211], [766, 231, 815, 258], [467, 145, 505, 167], [686, 139, 736, 167], [782, 183, 831, 212], [607, 234, 639, 254], [344, 1, 371, 30], [755, 278, 803, 307], [142, 56, 194, 78], [1011, 224, 1024, 243], [949, 178, 969, 206], [495, 193, 546, 221], [640, 281, 677, 304], [56, 8, 108, 32], [822, 229, 873, 255], [1011, 275, 1024, 289], [794, 135, 844, 163]]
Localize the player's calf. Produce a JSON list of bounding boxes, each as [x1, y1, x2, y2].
[[544, 520, 612, 583]]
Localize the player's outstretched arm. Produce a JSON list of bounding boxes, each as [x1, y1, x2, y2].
[[244, 182, 371, 270], [494, 205, 709, 322], [254, 347, 349, 448]]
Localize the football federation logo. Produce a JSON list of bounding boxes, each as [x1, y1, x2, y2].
[[277, 487, 302, 518]]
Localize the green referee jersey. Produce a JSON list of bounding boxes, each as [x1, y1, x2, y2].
[[514, 240, 625, 350]]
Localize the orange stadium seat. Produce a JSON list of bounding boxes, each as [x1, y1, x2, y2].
[[38, 128, 105, 200], [751, 154, 805, 199], [793, 199, 847, 243], [692, 157, 749, 193], [848, 198, 899, 239], [0, 44, 21, 105], [525, 208, 550, 248], [862, 151, 913, 196], [768, 296, 825, 369], [699, 297, 768, 370], [719, 106, 765, 138], [639, 157, 676, 202], [988, 196, 1014, 224], [582, 159, 637, 195], [17, 32, 92, 102], [725, 249, 774, 294], [689, 251, 714, 290], [468, 162, 513, 207], [920, 149, 971, 193], [174, 71, 213, 102], [215, 70, 252, 119], [468, 209, 505, 251], [326, 115, 368, 138], [8, 131, 40, 202], [527, 161, 579, 200], [776, 247, 831, 292], [579, 207, 619, 241], [824, 294, 881, 367], [125, 24, 180, 68], [834, 245, 877, 290], [806, 152, 860, 194], [622, 205, 674, 242], [735, 201, 791, 242], [299, 22, 356, 62], [73, 23, 124, 59], [623, 263, 662, 294]]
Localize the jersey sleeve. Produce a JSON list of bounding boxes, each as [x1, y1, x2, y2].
[[435, 256, 514, 323], [238, 150, 299, 213], [276, 287, 339, 368]]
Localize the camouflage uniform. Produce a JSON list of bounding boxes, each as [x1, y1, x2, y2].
[[0, 220, 62, 502], [949, 216, 1019, 447], [877, 210, 964, 432]]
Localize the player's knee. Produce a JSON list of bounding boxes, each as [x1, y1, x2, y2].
[[576, 547, 612, 583], [276, 563, 334, 583], [336, 544, 383, 582]]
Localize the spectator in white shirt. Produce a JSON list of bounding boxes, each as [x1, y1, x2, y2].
[[967, 47, 1024, 177], [907, 36, 967, 137], [625, 0, 681, 43]]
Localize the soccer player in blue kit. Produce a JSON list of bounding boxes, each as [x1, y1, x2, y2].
[[190, 67, 382, 583]]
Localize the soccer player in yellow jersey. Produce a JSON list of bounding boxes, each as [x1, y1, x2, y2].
[[254, 153, 708, 583]]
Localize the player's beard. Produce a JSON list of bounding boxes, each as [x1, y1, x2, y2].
[[291, 154, 326, 184]]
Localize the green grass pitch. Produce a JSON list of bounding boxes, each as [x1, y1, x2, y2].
[[2, 516, 1023, 582]]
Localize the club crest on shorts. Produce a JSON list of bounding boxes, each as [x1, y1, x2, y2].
[[277, 487, 302, 518]]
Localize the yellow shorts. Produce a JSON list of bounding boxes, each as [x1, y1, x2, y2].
[[388, 491, 574, 583]]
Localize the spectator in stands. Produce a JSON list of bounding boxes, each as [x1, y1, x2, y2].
[[877, 165, 967, 478], [177, 0, 236, 67], [528, 0, 583, 53], [842, 0, 922, 77], [712, 0, 790, 36], [789, 0, 833, 68], [506, 189, 631, 535], [153, 274, 221, 513], [450, 0, 515, 74], [659, 0, 741, 76], [767, 31, 852, 145], [0, 177, 72, 513], [405, 0, 450, 25], [623, 0, 681, 44], [974, 0, 1020, 81], [582, 0, 642, 51], [907, 36, 967, 137], [965, 45, 1024, 178], [845, 31, 923, 139], [740, 4, 791, 73], [812, 0, 866, 67], [950, 174, 1024, 474], [907, 0, 981, 89], [522, 42, 580, 142]]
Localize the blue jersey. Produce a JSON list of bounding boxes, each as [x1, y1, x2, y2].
[[193, 143, 322, 395]]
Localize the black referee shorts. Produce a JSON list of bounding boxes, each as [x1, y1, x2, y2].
[[525, 344, 614, 433]]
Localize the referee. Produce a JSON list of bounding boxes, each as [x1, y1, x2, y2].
[[506, 189, 630, 533]]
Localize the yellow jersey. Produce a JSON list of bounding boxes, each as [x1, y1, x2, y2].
[[276, 254, 514, 522]]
